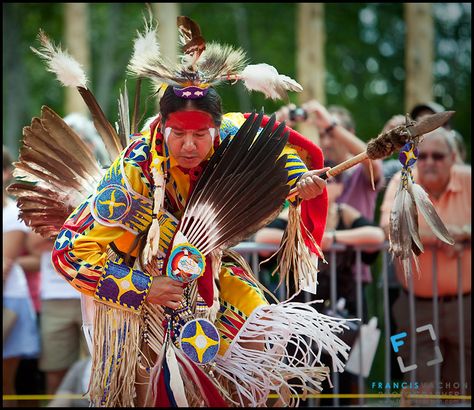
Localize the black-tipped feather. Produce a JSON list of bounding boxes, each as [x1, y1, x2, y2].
[[182, 113, 284, 239], [180, 112, 290, 256], [191, 155, 289, 252]]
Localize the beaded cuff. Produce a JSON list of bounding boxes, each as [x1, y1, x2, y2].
[[94, 260, 153, 313]]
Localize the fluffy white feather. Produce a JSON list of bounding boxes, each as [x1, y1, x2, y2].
[[240, 63, 303, 100], [279, 74, 304, 92], [130, 25, 160, 69], [31, 31, 88, 88]]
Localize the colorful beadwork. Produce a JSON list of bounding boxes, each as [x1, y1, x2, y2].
[[180, 318, 220, 365], [399, 142, 418, 168], [94, 260, 152, 312], [90, 146, 152, 234], [166, 244, 205, 283]]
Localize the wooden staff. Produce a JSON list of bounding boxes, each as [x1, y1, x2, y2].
[[287, 111, 455, 200]]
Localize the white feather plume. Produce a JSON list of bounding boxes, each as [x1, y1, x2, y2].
[[240, 63, 303, 100], [129, 22, 161, 72], [31, 30, 88, 89]]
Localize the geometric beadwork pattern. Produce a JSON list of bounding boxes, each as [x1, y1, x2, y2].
[[94, 260, 152, 313]]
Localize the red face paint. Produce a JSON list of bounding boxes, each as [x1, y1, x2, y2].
[[165, 111, 216, 130]]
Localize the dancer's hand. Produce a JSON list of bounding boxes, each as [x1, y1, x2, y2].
[[296, 167, 330, 200], [147, 276, 184, 309]]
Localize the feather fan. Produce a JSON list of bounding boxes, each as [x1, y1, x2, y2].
[[177, 111, 290, 255], [7, 106, 106, 238], [31, 30, 122, 161]]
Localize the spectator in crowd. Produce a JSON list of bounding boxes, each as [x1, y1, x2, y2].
[[15, 238, 45, 406], [26, 233, 87, 397], [276, 100, 385, 311], [47, 357, 92, 408], [380, 127, 471, 397], [410, 101, 452, 130], [410, 101, 469, 166], [3, 146, 40, 407]]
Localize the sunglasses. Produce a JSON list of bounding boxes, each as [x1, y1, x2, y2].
[[417, 152, 447, 161]]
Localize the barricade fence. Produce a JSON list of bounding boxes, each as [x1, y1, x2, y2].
[[232, 240, 471, 407], [3, 241, 470, 407]]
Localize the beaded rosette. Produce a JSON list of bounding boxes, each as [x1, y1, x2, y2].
[[166, 243, 206, 283], [399, 141, 419, 187]]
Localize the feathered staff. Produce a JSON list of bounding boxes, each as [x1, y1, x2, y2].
[[389, 130, 455, 281], [287, 111, 456, 280]]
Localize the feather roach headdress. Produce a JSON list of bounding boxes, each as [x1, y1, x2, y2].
[[127, 15, 303, 101]]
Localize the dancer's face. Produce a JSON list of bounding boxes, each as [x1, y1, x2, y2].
[[164, 110, 218, 169]]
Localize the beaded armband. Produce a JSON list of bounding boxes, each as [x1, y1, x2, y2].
[[94, 260, 153, 313]]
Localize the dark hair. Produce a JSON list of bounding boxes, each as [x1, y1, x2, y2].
[[409, 101, 452, 130], [159, 86, 223, 126]]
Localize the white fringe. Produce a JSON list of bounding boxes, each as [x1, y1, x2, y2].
[[143, 168, 165, 264], [213, 299, 354, 407]]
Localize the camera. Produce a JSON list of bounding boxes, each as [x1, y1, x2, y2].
[[289, 106, 308, 122]]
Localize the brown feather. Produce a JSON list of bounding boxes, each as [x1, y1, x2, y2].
[[40, 106, 102, 180], [10, 105, 105, 238], [389, 183, 421, 280], [77, 87, 123, 160], [410, 180, 455, 245]]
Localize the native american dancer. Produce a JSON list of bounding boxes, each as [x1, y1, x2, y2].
[[9, 12, 454, 407], [10, 14, 354, 407]]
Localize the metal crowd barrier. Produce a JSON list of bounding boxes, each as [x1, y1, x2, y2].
[[3, 241, 469, 407], [232, 240, 471, 407]]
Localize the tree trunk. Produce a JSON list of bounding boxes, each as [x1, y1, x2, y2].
[[404, 3, 434, 114], [95, 3, 122, 118], [231, 3, 252, 112], [3, 4, 30, 157], [297, 3, 325, 143], [152, 3, 180, 112], [64, 3, 90, 115]]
